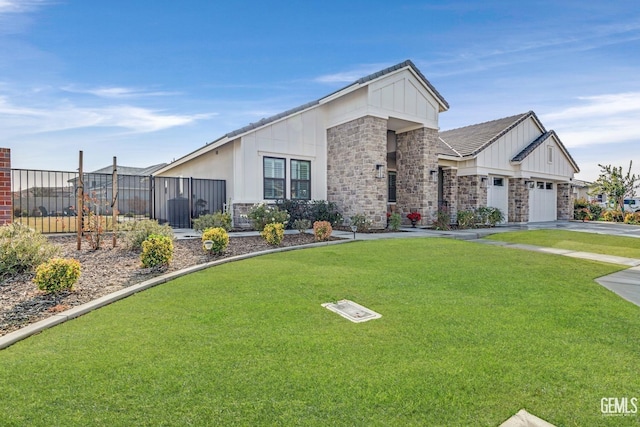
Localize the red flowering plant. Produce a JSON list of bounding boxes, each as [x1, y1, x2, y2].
[[407, 212, 422, 222]]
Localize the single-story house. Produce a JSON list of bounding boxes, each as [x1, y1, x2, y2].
[[154, 60, 579, 228]]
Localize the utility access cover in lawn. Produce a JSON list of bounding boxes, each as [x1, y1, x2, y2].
[[321, 300, 381, 323]]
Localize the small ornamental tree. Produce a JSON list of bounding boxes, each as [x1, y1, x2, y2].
[[590, 161, 639, 213]]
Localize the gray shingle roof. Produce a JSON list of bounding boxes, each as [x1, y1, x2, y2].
[[90, 163, 167, 175], [223, 60, 448, 141], [438, 111, 539, 157]]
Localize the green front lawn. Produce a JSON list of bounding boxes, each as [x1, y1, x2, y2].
[[486, 229, 640, 259], [1, 238, 638, 426]]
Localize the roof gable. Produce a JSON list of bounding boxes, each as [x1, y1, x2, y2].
[[512, 130, 580, 172], [154, 60, 447, 175], [438, 111, 542, 157]]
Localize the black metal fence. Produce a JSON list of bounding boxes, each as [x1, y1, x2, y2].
[[11, 168, 225, 233]]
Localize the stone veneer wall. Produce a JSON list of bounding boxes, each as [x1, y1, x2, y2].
[[556, 183, 572, 220], [395, 127, 439, 225], [0, 148, 10, 226], [327, 116, 388, 229], [441, 168, 458, 223], [456, 175, 486, 213], [508, 178, 529, 223]]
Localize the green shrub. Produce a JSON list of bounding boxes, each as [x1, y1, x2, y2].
[[247, 203, 289, 231], [261, 223, 285, 246], [432, 210, 451, 230], [350, 214, 371, 232], [485, 207, 504, 227], [310, 200, 343, 226], [193, 211, 232, 232], [388, 212, 402, 231], [624, 212, 640, 224], [0, 223, 59, 279], [33, 258, 81, 293], [141, 234, 174, 268], [202, 227, 229, 254], [313, 221, 333, 242], [293, 219, 311, 234], [588, 202, 603, 220], [457, 210, 475, 229], [275, 199, 310, 227], [120, 219, 174, 251], [602, 210, 623, 222]]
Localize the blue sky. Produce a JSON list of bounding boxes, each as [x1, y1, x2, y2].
[[1, 0, 639, 182]]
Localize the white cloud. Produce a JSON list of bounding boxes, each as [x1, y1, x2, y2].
[[540, 92, 640, 147], [61, 85, 180, 99], [0, 96, 216, 134], [0, 0, 47, 13]]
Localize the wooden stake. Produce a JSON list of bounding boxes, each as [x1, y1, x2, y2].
[[77, 150, 83, 250]]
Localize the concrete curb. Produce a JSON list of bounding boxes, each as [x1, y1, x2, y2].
[[0, 238, 354, 351]]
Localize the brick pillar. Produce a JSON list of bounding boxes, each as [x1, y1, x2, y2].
[[557, 183, 571, 220], [457, 175, 486, 212], [441, 168, 458, 223], [396, 127, 439, 225], [0, 148, 11, 226], [508, 178, 529, 223], [327, 116, 388, 229]]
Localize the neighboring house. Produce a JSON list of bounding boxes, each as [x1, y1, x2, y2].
[[70, 163, 167, 215], [154, 60, 580, 228]]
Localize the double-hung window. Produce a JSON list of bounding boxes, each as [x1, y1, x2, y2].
[[263, 157, 285, 199], [291, 159, 311, 200]]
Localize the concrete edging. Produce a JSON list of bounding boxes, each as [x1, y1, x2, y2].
[[0, 238, 354, 350]]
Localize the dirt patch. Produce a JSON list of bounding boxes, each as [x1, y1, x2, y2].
[[1, 233, 324, 337]]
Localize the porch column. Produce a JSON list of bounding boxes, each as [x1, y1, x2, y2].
[[327, 116, 388, 229], [441, 168, 458, 224], [457, 175, 486, 212], [396, 127, 439, 225]]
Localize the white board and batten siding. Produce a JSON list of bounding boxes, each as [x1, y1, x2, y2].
[[475, 117, 542, 171], [367, 71, 440, 130]]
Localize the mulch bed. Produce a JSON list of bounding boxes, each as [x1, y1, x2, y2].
[[0, 233, 323, 337]]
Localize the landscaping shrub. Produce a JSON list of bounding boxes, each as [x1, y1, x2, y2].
[[388, 212, 402, 231], [141, 234, 174, 268], [261, 223, 285, 246], [120, 219, 174, 251], [309, 200, 343, 226], [202, 227, 229, 254], [588, 202, 603, 220], [602, 210, 623, 222], [275, 199, 310, 226], [313, 220, 333, 242], [292, 219, 311, 234], [624, 212, 640, 224], [457, 210, 475, 229], [0, 223, 59, 279], [485, 207, 504, 227], [247, 202, 289, 231], [33, 258, 81, 293], [432, 210, 451, 230], [193, 211, 232, 232], [350, 213, 371, 232]]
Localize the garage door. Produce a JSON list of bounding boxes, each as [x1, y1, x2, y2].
[[487, 176, 508, 223], [528, 181, 557, 222]]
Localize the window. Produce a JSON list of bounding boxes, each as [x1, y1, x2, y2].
[[545, 182, 553, 190], [547, 146, 554, 164], [493, 177, 504, 187], [537, 181, 544, 190], [291, 159, 311, 200], [388, 171, 397, 202], [263, 157, 285, 199]]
